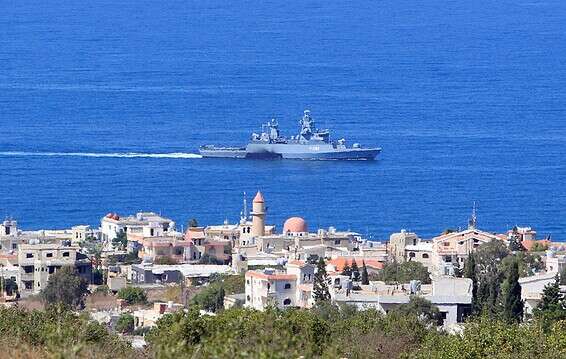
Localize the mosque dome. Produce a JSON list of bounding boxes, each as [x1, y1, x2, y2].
[[283, 217, 308, 234]]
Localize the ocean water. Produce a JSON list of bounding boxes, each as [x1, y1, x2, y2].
[[1, 0, 565, 240]]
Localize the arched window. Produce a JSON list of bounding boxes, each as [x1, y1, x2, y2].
[[409, 252, 416, 258], [283, 298, 291, 306], [246, 295, 251, 301], [284, 283, 291, 289], [422, 253, 429, 259]]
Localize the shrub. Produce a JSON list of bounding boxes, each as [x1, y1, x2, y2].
[[117, 287, 147, 305]]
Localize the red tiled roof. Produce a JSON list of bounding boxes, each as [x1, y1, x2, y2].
[[246, 271, 296, 281]]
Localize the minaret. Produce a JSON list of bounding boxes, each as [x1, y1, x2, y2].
[[252, 191, 266, 237], [240, 192, 248, 225]]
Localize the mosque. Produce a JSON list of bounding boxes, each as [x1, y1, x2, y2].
[[228, 191, 360, 272]]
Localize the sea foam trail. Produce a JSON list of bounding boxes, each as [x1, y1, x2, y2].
[[0, 151, 203, 159]]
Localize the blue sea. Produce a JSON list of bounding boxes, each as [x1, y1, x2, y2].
[[1, 1, 565, 240]]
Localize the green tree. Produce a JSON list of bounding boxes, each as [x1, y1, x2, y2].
[[112, 231, 127, 250], [395, 296, 443, 325], [378, 261, 431, 284], [41, 266, 88, 309], [117, 287, 147, 305], [115, 313, 135, 334], [533, 275, 566, 328], [313, 258, 331, 304], [154, 256, 179, 265], [1, 278, 18, 297], [508, 227, 524, 252], [530, 242, 549, 252], [351, 260, 360, 282], [188, 218, 199, 228], [191, 283, 225, 312], [464, 253, 478, 313], [361, 261, 369, 285], [473, 240, 510, 316], [341, 262, 352, 277], [502, 259, 523, 323], [560, 266, 566, 286]]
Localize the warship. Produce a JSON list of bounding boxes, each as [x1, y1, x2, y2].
[[199, 110, 381, 160]]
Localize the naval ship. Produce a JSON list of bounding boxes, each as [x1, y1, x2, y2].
[[199, 110, 381, 160]]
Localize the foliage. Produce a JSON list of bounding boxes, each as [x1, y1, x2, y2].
[[190, 274, 244, 313], [533, 275, 566, 329], [472, 240, 510, 316], [112, 231, 128, 250], [41, 266, 89, 309], [378, 261, 431, 284], [106, 251, 141, 265], [92, 268, 105, 285], [361, 261, 369, 285], [115, 314, 135, 334], [341, 263, 352, 277], [94, 285, 110, 295], [530, 241, 549, 252], [502, 259, 523, 323], [146, 305, 433, 358], [508, 227, 524, 252], [1, 277, 18, 297], [561, 266, 566, 285], [394, 296, 443, 325], [415, 316, 566, 359], [188, 218, 199, 228], [501, 251, 543, 277], [0, 306, 135, 358], [154, 256, 179, 265], [351, 259, 360, 282], [117, 287, 147, 305], [313, 258, 331, 304], [199, 253, 225, 265]]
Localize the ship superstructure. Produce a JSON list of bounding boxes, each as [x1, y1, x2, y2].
[[199, 110, 381, 160]]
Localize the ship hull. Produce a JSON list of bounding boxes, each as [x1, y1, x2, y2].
[[200, 144, 381, 160]]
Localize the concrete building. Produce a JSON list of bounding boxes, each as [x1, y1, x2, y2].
[[388, 229, 433, 270], [431, 226, 502, 276], [131, 263, 232, 284], [133, 302, 184, 329], [332, 276, 473, 326], [17, 243, 92, 297], [245, 260, 314, 310]]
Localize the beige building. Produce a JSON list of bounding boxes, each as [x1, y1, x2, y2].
[[431, 226, 502, 275], [18, 243, 92, 297]]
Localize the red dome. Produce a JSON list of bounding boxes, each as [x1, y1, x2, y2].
[[283, 217, 308, 233], [106, 213, 114, 218], [112, 214, 120, 220]]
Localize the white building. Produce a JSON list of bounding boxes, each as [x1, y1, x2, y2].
[[245, 260, 314, 310], [518, 272, 566, 316], [100, 212, 176, 243]]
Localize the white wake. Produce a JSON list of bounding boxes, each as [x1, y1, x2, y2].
[[0, 151, 203, 159]]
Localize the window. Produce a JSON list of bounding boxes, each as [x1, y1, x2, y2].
[[409, 252, 416, 258], [247, 295, 251, 301], [334, 240, 341, 245], [422, 253, 429, 259], [12, 243, 17, 250], [26, 253, 34, 258], [62, 252, 70, 257], [284, 283, 291, 289], [283, 298, 291, 306], [443, 242, 450, 247], [46, 253, 53, 258]]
